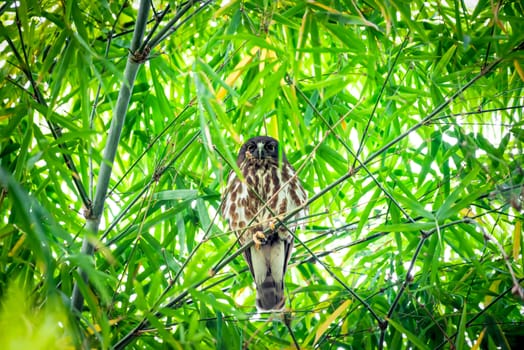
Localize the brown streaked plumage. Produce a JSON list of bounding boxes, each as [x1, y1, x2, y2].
[[222, 136, 308, 311]]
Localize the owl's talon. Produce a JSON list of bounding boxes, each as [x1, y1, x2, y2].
[[269, 220, 276, 230], [253, 231, 266, 249]]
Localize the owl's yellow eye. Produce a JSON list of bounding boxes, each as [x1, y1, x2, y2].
[[265, 143, 276, 152]]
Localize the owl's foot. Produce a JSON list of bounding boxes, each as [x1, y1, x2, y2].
[[253, 231, 266, 249], [270, 219, 289, 240]]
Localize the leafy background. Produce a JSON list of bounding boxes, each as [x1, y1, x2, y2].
[[1, 0, 523, 349]]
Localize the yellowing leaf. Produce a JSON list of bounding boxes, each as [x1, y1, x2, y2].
[[471, 327, 486, 350], [213, 0, 237, 18], [314, 299, 351, 346], [8, 233, 26, 257], [460, 208, 475, 218], [514, 220, 522, 260], [515, 60, 524, 82], [215, 54, 253, 101], [87, 316, 124, 335], [268, 114, 279, 141], [259, 37, 280, 73], [307, 0, 339, 14], [484, 279, 501, 305]]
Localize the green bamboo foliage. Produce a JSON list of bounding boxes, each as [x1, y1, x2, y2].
[[1, 0, 523, 349]]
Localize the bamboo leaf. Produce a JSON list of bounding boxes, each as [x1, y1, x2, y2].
[[314, 299, 351, 346], [432, 45, 457, 78], [455, 301, 467, 350], [435, 167, 480, 220], [387, 318, 431, 350], [373, 222, 437, 233], [153, 190, 199, 201]]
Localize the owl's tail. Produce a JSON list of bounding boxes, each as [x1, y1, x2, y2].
[[255, 273, 285, 311]]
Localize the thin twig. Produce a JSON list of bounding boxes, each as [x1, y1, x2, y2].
[[141, 0, 200, 51], [102, 131, 201, 241], [352, 23, 413, 169], [304, 47, 509, 217], [283, 312, 301, 350], [294, 83, 415, 224], [435, 277, 524, 349], [7, 4, 91, 209]]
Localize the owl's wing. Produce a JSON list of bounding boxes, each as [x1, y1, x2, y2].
[[242, 245, 255, 278], [222, 173, 258, 277]]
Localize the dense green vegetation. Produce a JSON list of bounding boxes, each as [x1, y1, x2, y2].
[[1, 0, 523, 348]]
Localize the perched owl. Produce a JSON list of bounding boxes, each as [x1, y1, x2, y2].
[[222, 136, 308, 311]]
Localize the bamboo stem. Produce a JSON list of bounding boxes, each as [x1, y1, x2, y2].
[[70, 0, 151, 312]]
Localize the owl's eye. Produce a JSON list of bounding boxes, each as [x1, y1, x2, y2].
[[247, 143, 256, 152], [265, 143, 276, 152]]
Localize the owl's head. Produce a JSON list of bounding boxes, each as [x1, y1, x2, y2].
[[237, 136, 287, 165]]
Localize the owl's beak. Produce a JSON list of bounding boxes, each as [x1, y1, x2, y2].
[[256, 142, 265, 159]]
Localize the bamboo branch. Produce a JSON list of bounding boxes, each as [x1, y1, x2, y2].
[[143, 0, 214, 51]]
